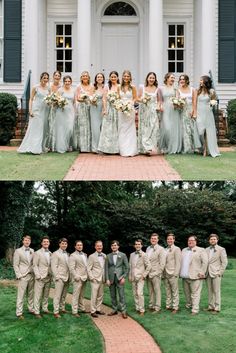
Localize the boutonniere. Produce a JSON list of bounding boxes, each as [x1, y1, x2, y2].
[[30, 251, 33, 255], [193, 249, 196, 253], [118, 255, 121, 259]]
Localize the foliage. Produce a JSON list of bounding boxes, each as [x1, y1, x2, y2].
[[0, 259, 15, 279], [0, 93, 18, 145], [227, 98, 236, 143]]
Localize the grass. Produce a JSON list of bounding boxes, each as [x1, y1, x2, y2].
[[166, 152, 236, 180], [0, 285, 103, 353], [0, 151, 78, 180]]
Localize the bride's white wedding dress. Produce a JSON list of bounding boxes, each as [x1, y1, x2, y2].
[[118, 90, 137, 157]]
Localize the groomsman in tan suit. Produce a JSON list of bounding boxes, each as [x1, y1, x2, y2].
[[51, 238, 70, 318], [13, 235, 35, 319], [180, 235, 208, 315], [206, 234, 228, 314], [163, 233, 181, 314], [87, 240, 106, 317], [33, 236, 52, 318], [69, 240, 88, 317], [146, 233, 166, 313], [129, 239, 151, 315]]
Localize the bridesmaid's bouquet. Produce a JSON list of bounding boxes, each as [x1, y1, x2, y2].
[[140, 93, 152, 105], [170, 97, 186, 110], [107, 92, 119, 105], [210, 99, 217, 107], [114, 99, 134, 117], [90, 93, 99, 106], [44, 92, 68, 110], [57, 95, 68, 110]]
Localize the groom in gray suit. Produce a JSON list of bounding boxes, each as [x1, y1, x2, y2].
[[105, 240, 129, 318]]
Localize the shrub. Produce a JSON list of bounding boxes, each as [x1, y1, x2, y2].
[[0, 258, 15, 279], [0, 93, 18, 145], [227, 99, 236, 144]]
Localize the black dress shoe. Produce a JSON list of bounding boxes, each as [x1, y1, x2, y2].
[[91, 313, 98, 318], [96, 311, 106, 315], [108, 311, 118, 316]]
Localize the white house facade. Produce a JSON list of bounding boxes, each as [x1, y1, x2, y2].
[[0, 0, 235, 109]]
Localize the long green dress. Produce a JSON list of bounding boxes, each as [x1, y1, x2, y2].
[[159, 86, 182, 154], [18, 85, 49, 154], [90, 92, 103, 153], [138, 86, 160, 154]]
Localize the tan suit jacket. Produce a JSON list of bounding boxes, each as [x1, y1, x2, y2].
[[206, 245, 228, 277], [69, 251, 88, 282], [181, 246, 208, 279], [87, 252, 106, 283], [129, 251, 151, 282], [146, 245, 166, 278], [164, 245, 181, 277], [33, 248, 52, 280], [13, 246, 34, 279], [51, 249, 70, 282]]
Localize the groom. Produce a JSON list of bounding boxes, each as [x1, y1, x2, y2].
[[105, 240, 129, 318]]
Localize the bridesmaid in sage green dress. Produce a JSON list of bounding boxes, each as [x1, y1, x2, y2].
[[159, 73, 182, 154], [196, 75, 220, 157], [138, 72, 161, 155], [54, 75, 75, 153], [90, 73, 106, 153], [73, 71, 93, 152], [18, 72, 50, 154], [46, 70, 62, 152], [98, 71, 120, 154], [178, 74, 201, 154]]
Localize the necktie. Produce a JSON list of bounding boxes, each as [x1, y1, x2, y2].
[[113, 253, 117, 255], [78, 251, 83, 255], [187, 248, 192, 251], [210, 246, 215, 250], [98, 254, 103, 257], [45, 249, 49, 252], [135, 251, 140, 255], [25, 248, 30, 251]]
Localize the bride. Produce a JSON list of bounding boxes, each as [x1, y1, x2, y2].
[[117, 70, 138, 157]]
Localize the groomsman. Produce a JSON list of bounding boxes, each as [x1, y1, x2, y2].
[[87, 240, 106, 317], [51, 238, 70, 318], [180, 235, 208, 315], [105, 240, 129, 318], [33, 236, 52, 318], [13, 235, 35, 319], [69, 240, 88, 317], [146, 233, 166, 313], [205, 234, 228, 314], [163, 233, 181, 314], [129, 239, 151, 315]]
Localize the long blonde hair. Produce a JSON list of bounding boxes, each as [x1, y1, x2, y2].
[[121, 70, 133, 91]]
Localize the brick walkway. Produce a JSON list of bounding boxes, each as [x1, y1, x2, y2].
[[64, 153, 181, 181], [49, 289, 162, 353]]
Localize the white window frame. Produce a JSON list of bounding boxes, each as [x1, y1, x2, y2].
[[0, 0, 4, 82]]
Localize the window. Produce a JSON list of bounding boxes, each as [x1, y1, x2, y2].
[[104, 2, 137, 16], [167, 24, 185, 73], [0, 0, 3, 80], [55, 24, 72, 73]]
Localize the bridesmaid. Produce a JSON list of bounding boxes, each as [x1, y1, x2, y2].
[[54, 75, 75, 153], [138, 72, 161, 155], [90, 73, 106, 153], [178, 74, 201, 154], [159, 73, 182, 154], [98, 71, 120, 154], [74, 71, 93, 152], [18, 72, 50, 154], [117, 70, 137, 157], [46, 70, 62, 151], [196, 75, 220, 157]]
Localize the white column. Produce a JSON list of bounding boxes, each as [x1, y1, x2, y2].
[[24, 0, 40, 86], [77, 0, 91, 76], [201, 0, 216, 77], [149, 0, 163, 80]]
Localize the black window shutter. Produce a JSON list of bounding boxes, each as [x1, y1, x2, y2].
[[3, 0, 22, 82], [219, 0, 236, 83]]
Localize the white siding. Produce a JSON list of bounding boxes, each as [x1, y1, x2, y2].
[[47, 0, 77, 17], [164, 0, 193, 16]]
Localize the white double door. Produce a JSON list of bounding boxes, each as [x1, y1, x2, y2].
[[101, 23, 139, 84]]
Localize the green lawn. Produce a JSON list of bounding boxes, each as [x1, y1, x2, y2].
[[0, 284, 103, 353], [0, 152, 78, 180], [166, 152, 236, 180]]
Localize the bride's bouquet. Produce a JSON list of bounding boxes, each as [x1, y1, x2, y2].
[[114, 99, 134, 117], [140, 93, 152, 105], [79, 93, 90, 104], [107, 91, 119, 105], [90, 93, 99, 106], [170, 97, 186, 110], [44, 92, 68, 110]]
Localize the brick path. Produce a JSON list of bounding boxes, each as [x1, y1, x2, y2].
[[49, 289, 162, 353], [64, 153, 181, 181]]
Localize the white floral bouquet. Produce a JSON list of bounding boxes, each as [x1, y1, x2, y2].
[[107, 91, 119, 105], [80, 93, 90, 103], [114, 99, 134, 117], [140, 93, 152, 105], [210, 99, 218, 107], [44, 92, 68, 110], [170, 97, 186, 110], [90, 93, 99, 106]]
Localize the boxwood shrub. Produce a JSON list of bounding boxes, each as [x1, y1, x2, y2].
[[0, 93, 18, 145]]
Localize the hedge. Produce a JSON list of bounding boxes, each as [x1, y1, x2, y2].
[[227, 99, 236, 144], [0, 93, 18, 145]]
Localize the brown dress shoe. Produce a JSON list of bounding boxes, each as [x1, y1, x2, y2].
[[212, 310, 220, 314], [72, 313, 80, 318], [204, 308, 214, 312], [172, 309, 179, 314], [54, 313, 61, 319], [166, 307, 172, 311], [61, 310, 69, 314], [35, 314, 42, 319], [43, 310, 51, 314], [191, 312, 198, 316], [96, 311, 106, 315], [28, 310, 35, 315], [122, 313, 128, 319], [18, 315, 24, 320], [91, 313, 98, 318], [139, 312, 145, 316], [108, 311, 118, 316]]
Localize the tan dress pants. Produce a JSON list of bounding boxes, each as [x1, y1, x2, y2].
[[16, 273, 34, 316], [71, 280, 87, 314], [34, 276, 51, 314], [53, 279, 69, 314], [90, 280, 104, 314], [131, 279, 145, 313], [183, 278, 203, 313], [207, 275, 222, 311], [147, 276, 161, 311], [164, 276, 179, 310]]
